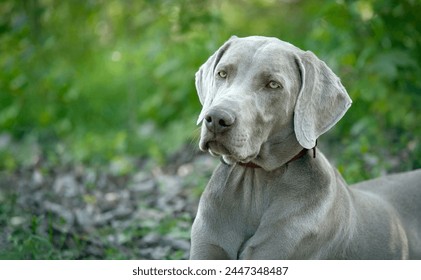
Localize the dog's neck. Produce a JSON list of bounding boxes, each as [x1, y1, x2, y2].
[[237, 147, 314, 168]]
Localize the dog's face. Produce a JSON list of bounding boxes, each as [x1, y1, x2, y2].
[[198, 38, 301, 164], [195, 36, 351, 166]]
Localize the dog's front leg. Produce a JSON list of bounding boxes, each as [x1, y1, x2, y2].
[[190, 243, 230, 260], [190, 215, 234, 259], [238, 217, 308, 259], [239, 235, 291, 260]]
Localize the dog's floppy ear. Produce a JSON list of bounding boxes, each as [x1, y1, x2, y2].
[[195, 36, 237, 125], [294, 51, 352, 149]]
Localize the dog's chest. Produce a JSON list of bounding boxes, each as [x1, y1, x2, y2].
[[224, 167, 276, 227]]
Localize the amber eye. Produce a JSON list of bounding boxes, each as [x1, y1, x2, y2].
[[218, 70, 227, 78], [267, 80, 281, 89]]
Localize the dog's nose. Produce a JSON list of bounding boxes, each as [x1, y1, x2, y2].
[[204, 108, 235, 133]]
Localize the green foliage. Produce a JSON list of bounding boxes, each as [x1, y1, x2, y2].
[[0, 0, 220, 165], [0, 192, 60, 259], [305, 0, 421, 181], [2, 0, 419, 179]]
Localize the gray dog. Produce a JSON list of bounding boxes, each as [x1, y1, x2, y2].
[[190, 36, 421, 259]]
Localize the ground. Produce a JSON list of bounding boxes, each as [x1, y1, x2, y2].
[[0, 143, 218, 260]]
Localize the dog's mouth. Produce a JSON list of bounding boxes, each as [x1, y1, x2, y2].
[[206, 141, 230, 157], [205, 141, 259, 164]]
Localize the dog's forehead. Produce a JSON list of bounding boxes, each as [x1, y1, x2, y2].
[[221, 36, 300, 67]]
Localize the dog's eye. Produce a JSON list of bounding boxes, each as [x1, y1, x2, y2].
[[218, 70, 227, 79], [267, 81, 281, 89]]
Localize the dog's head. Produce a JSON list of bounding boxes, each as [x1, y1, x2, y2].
[[195, 36, 351, 169]]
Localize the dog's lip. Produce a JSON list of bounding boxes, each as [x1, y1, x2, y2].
[[206, 140, 260, 164], [206, 141, 230, 156]]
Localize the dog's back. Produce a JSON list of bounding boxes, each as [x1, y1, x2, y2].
[[350, 169, 421, 259]]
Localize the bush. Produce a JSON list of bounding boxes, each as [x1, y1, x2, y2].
[[0, 0, 420, 181]]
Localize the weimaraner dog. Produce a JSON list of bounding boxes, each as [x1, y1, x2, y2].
[[190, 35, 421, 259]]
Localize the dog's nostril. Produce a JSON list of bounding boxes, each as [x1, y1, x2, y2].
[[219, 119, 228, 127]]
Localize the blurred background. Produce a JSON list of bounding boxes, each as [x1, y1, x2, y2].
[[0, 0, 420, 259]]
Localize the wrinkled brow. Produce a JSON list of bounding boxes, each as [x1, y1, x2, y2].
[[258, 69, 286, 85], [213, 42, 232, 72], [215, 63, 236, 73]]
